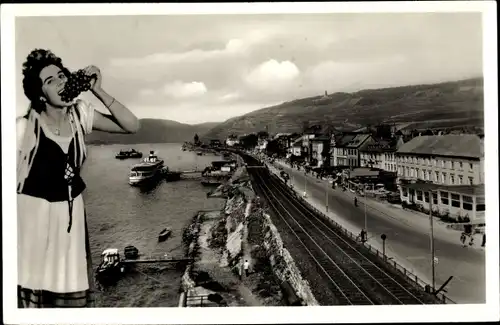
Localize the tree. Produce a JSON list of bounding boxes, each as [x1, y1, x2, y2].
[[240, 133, 258, 149], [266, 139, 286, 157], [375, 124, 393, 139], [257, 131, 269, 139], [194, 133, 200, 144], [302, 121, 310, 133]]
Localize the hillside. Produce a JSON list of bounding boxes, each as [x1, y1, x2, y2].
[[86, 119, 219, 144], [202, 78, 484, 140]]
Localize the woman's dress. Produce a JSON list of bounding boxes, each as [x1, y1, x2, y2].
[[17, 102, 95, 308]]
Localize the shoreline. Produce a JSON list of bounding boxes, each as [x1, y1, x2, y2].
[[178, 165, 318, 307]]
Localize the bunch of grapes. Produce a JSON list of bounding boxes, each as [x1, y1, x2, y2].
[[60, 69, 93, 102]]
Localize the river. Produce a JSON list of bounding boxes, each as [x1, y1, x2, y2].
[[81, 143, 226, 307]]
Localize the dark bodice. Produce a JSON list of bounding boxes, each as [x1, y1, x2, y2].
[[20, 127, 86, 202]]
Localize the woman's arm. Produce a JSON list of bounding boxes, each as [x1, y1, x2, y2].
[[84, 65, 140, 134]]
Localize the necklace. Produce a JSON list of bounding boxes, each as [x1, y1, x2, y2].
[[44, 110, 67, 136]]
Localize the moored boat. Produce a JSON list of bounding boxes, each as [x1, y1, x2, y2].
[[129, 151, 164, 186], [124, 245, 139, 260], [95, 248, 126, 287], [116, 149, 143, 160], [161, 166, 182, 182], [158, 227, 172, 242]]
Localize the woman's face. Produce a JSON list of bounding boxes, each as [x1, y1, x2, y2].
[[39, 64, 70, 108]]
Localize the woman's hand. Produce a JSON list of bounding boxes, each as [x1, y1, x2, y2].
[[84, 65, 102, 91]]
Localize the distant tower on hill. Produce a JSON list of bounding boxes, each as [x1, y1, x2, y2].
[[325, 90, 328, 97]]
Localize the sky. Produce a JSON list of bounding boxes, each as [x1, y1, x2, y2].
[[15, 13, 483, 124]]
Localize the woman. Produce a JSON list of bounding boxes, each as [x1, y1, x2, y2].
[[17, 49, 140, 308]]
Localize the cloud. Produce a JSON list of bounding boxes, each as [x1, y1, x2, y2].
[[163, 81, 208, 99], [245, 59, 300, 90], [139, 88, 155, 97], [109, 35, 259, 69], [219, 92, 240, 102]]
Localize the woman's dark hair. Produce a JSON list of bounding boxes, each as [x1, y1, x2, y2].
[[22, 49, 71, 113]]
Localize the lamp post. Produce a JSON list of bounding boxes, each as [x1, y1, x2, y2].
[[429, 190, 436, 293], [381, 234, 387, 260], [303, 169, 307, 197], [326, 179, 329, 212], [364, 183, 368, 235]]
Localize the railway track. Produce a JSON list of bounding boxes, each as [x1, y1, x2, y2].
[[241, 154, 438, 305]]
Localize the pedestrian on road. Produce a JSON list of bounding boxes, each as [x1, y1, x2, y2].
[[243, 260, 250, 277], [460, 232, 466, 247], [481, 233, 486, 247], [359, 229, 367, 243]]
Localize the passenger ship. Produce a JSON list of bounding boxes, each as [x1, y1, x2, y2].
[[129, 151, 165, 186]]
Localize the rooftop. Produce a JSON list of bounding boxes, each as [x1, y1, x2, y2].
[[311, 136, 331, 142], [334, 134, 357, 147], [360, 139, 392, 153], [397, 135, 483, 159], [346, 134, 372, 148], [349, 168, 381, 178]]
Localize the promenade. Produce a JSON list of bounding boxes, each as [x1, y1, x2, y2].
[[266, 158, 486, 304]]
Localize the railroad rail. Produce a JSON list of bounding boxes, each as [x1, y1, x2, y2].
[[242, 154, 439, 305]]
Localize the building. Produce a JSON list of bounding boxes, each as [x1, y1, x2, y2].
[[397, 134, 485, 221], [344, 134, 374, 167], [300, 126, 323, 164], [331, 133, 357, 166], [310, 136, 331, 167], [209, 139, 221, 147], [256, 139, 268, 152], [360, 137, 404, 173], [289, 137, 302, 157], [225, 136, 240, 147]]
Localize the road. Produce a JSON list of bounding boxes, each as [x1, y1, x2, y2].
[[279, 162, 485, 303]]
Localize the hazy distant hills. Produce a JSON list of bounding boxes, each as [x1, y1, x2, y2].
[[202, 77, 484, 140], [86, 119, 219, 144], [86, 78, 484, 144]]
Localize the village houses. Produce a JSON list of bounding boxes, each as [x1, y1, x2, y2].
[[331, 133, 373, 167], [396, 134, 485, 221]]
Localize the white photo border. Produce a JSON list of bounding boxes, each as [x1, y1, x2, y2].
[[2, 2, 498, 324]]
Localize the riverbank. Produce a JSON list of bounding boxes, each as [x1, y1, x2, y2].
[[179, 167, 318, 307]]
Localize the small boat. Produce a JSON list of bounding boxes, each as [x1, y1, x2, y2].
[[124, 245, 139, 260], [129, 151, 165, 186], [116, 149, 143, 160], [95, 248, 126, 286], [158, 228, 172, 242]]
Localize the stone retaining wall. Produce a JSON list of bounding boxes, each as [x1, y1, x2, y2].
[[260, 213, 319, 306]]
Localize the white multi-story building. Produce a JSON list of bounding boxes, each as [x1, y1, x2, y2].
[[311, 136, 331, 167], [360, 137, 404, 173], [396, 134, 485, 221], [333, 133, 373, 167]]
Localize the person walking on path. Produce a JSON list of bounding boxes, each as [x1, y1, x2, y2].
[[481, 233, 486, 247], [243, 260, 250, 277]]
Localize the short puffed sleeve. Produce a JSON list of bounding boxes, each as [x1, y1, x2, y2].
[[75, 99, 95, 135]]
